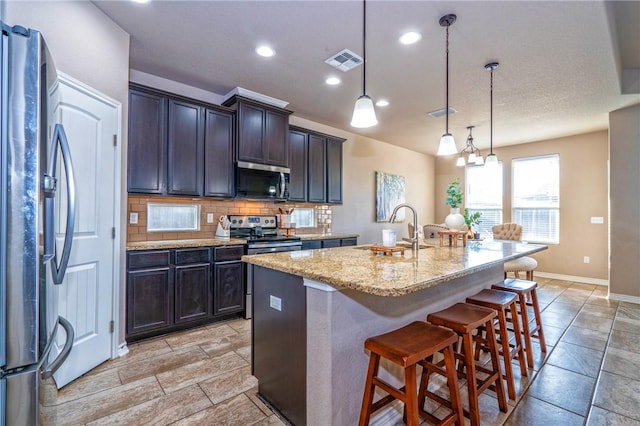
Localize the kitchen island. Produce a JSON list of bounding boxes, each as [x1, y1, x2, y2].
[[244, 240, 546, 425]]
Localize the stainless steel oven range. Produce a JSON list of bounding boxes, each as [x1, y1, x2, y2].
[[229, 215, 302, 319]]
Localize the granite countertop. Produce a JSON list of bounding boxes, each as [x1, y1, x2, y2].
[[243, 240, 547, 297], [126, 238, 247, 251], [297, 233, 359, 241]]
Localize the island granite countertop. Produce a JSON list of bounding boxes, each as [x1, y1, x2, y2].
[[243, 240, 546, 296], [126, 238, 247, 251]]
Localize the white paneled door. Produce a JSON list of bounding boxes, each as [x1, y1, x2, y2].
[[50, 75, 120, 388]]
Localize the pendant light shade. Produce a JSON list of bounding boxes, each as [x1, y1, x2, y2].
[[437, 14, 457, 156], [484, 62, 499, 168], [456, 125, 483, 167], [351, 0, 377, 128]]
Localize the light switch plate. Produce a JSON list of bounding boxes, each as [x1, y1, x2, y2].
[[590, 216, 604, 224], [207, 213, 214, 223], [129, 212, 138, 224], [269, 295, 282, 311]]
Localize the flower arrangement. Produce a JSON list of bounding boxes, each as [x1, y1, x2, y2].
[[445, 178, 463, 208]]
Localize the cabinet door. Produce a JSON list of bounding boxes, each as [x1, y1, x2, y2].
[[301, 240, 321, 250], [321, 239, 341, 248], [307, 134, 326, 203], [204, 109, 234, 197], [127, 267, 172, 337], [214, 261, 245, 316], [288, 130, 308, 202], [237, 102, 264, 163], [167, 99, 203, 196], [175, 263, 212, 324], [128, 89, 167, 194], [264, 110, 289, 167], [326, 138, 344, 204], [341, 237, 357, 247]]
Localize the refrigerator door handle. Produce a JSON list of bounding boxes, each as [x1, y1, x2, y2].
[[43, 124, 76, 284], [40, 316, 74, 380]]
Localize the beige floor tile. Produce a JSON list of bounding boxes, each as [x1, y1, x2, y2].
[[573, 312, 614, 333], [172, 393, 266, 426], [585, 294, 618, 307], [86, 384, 211, 426], [157, 351, 248, 394], [568, 283, 597, 292], [587, 406, 640, 425], [236, 344, 252, 363], [579, 304, 617, 319], [250, 414, 287, 425], [118, 345, 210, 384], [544, 301, 582, 315], [53, 368, 122, 405], [613, 316, 640, 334], [91, 338, 173, 374], [51, 376, 164, 425], [199, 331, 251, 358], [618, 304, 640, 322], [555, 293, 589, 306], [602, 347, 640, 381], [593, 371, 640, 421], [200, 365, 258, 404], [227, 318, 252, 334], [504, 396, 584, 425], [245, 387, 276, 416], [609, 329, 640, 352], [561, 326, 609, 351], [164, 323, 239, 350], [546, 341, 603, 377]]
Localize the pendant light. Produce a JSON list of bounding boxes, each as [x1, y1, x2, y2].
[[350, 0, 378, 128], [437, 14, 457, 156], [456, 125, 484, 167], [484, 62, 499, 167]]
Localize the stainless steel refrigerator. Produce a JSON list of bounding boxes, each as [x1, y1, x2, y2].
[[1, 22, 76, 425]]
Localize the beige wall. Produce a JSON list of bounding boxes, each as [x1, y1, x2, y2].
[[609, 104, 640, 300], [290, 116, 436, 245], [435, 130, 609, 281], [5, 1, 131, 346]]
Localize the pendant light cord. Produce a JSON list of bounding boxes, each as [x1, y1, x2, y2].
[[445, 24, 449, 134], [362, 0, 367, 96], [490, 68, 493, 154]]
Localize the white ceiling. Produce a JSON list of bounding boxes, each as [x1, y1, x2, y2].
[[93, 0, 640, 156]]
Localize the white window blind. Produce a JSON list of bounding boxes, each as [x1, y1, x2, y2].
[[147, 203, 200, 232], [465, 163, 503, 238], [512, 154, 560, 243]]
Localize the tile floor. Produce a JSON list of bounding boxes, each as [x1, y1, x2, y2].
[[41, 278, 640, 425]]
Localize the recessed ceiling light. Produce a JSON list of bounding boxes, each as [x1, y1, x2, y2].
[[255, 45, 275, 57], [325, 77, 341, 86], [376, 99, 389, 107], [399, 31, 422, 45]]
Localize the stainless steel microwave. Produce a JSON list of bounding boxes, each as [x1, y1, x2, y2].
[[235, 161, 290, 201]]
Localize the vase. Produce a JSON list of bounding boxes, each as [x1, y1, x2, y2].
[[445, 207, 465, 231]]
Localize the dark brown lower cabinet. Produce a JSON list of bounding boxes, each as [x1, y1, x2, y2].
[[126, 245, 245, 341], [301, 237, 358, 250]]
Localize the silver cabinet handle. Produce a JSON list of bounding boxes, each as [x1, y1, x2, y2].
[[43, 124, 76, 284], [41, 316, 74, 379]]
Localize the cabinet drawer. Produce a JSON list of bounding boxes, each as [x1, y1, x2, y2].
[[128, 250, 170, 270], [175, 248, 210, 265], [301, 240, 321, 250], [341, 238, 357, 247], [321, 239, 341, 248], [213, 245, 245, 262]]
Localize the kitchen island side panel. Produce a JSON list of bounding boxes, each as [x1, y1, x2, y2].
[[306, 263, 504, 426], [251, 265, 306, 426]]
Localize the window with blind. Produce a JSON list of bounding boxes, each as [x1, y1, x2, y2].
[[512, 154, 560, 243], [465, 163, 503, 238]]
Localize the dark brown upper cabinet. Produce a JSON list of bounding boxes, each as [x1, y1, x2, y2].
[[288, 129, 308, 202], [128, 88, 167, 194], [167, 99, 204, 196], [204, 109, 234, 197], [289, 126, 345, 204], [127, 84, 234, 198], [223, 95, 292, 168]]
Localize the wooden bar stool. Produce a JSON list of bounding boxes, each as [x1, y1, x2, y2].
[[492, 278, 547, 369], [466, 289, 527, 401], [427, 303, 508, 426], [359, 321, 463, 426]]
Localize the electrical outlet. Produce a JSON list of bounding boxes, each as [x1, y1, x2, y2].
[[207, 213, 214, 223], [269, 295, 282, 311], [129, 212, 138, 224], [584, 256, 590, 264]]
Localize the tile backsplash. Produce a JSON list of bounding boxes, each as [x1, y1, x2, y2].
[[127, 195, 333, 242]]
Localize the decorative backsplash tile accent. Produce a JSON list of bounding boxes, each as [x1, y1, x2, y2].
[[127, 195, 333, 242]]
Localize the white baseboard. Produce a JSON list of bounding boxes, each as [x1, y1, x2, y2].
[[608, 293, 640, 304], [116, 343, 129, 358], [535, 271, 609, 286]]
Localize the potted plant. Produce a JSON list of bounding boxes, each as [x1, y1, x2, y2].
[[444, 178, 465, 230], [463, 208, 482, 239]]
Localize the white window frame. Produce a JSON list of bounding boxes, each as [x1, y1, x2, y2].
[[511, 154, 560, 244], [290, 208, 316, 229], [465, 163, 503, 238], [147, 203, 201, 232]]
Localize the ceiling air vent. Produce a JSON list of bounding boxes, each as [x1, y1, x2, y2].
[[325, 49, 363, 72], [428, 107, 458, 118]]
